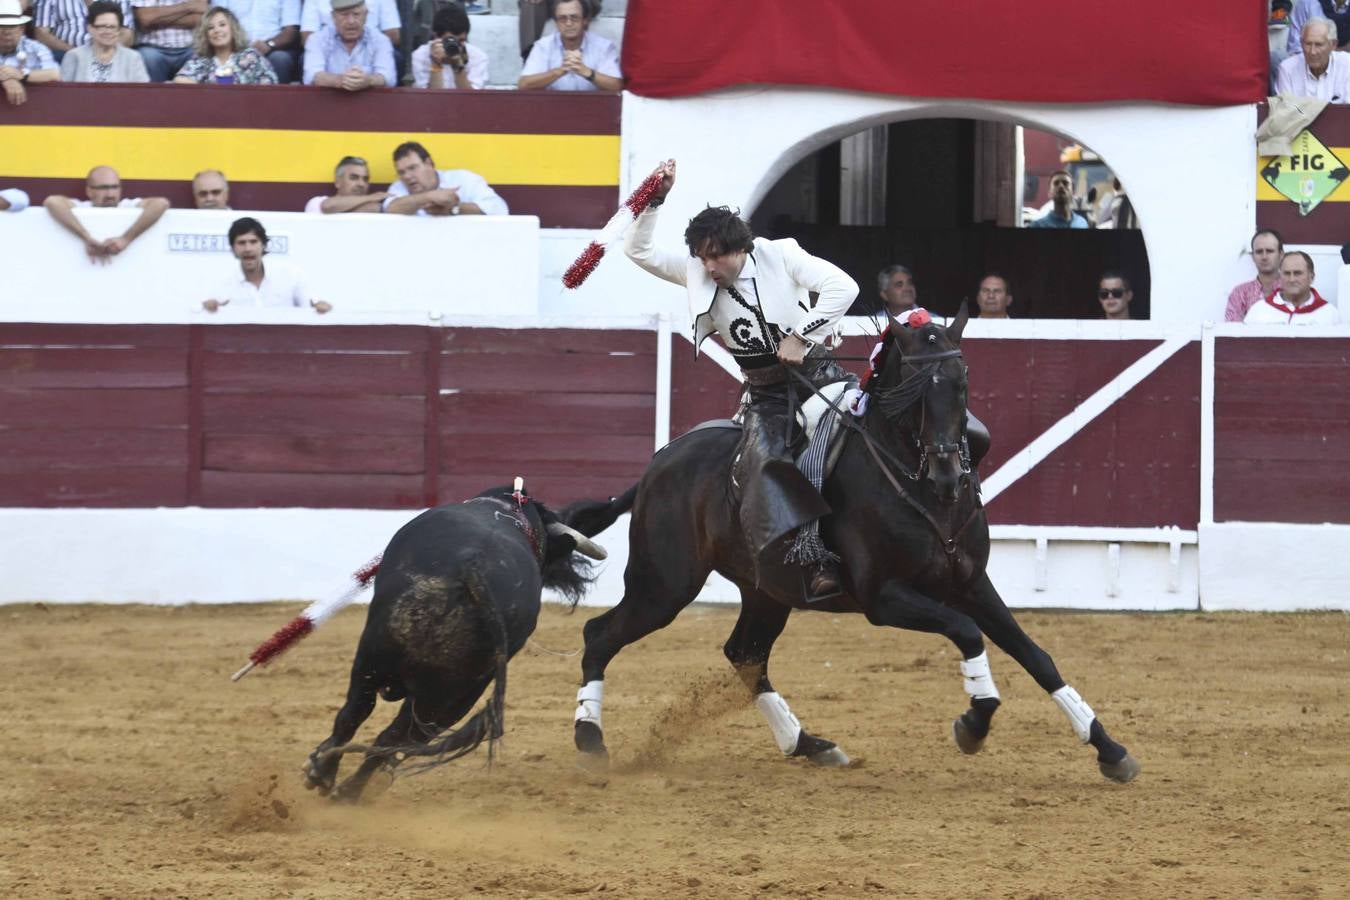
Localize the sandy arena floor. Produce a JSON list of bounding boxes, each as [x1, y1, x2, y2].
[[2, 601, 1348, 899]]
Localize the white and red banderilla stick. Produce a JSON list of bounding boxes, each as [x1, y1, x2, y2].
[[561, 167, 665, 290], [230, 555, 382, 682]]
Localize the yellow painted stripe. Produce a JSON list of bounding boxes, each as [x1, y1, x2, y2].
[[1256, 150, 1350, 202], [0, 126, 620, 186]]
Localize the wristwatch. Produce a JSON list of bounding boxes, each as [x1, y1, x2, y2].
[[584, 68, 596, 82], [265, 39, 276, 49]]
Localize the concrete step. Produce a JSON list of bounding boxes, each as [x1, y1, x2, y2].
[[467, 14, 626, 87]]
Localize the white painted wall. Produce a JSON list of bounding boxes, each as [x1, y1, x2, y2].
[[0, 209, 540, 321]]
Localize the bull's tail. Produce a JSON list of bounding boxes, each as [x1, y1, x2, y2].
[[399, 559, 510, 772]]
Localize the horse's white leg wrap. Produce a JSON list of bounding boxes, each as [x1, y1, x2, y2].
[[574, 680, 603, 729], [959, 651, 1001, 701], [1051, 685, 1096, 742], [755, 691, 802, 756]]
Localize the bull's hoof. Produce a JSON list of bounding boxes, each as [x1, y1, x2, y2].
[[952, 716, 986, 755], [792, 732, 851, 767], [574, 720, 607, 756], [1099, 752, 1141, 783]]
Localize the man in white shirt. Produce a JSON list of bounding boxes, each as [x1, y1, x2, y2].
[[300, 0, 398, 47], [304, 154, 386, 214], [411, 3, 486, 90], [42, 165, 170, 263], [1244, 250, 1342, 323], [624, 159, 858, 600], [1275, 17, 1350, 102], [517, 0, 621, 92], [203, 216, 332, 313], [383, 140, 508, 216]]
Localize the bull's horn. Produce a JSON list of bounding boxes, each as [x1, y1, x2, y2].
[[546, 522, 608, 560]]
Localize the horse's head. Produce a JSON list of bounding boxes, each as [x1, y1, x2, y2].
[[873, 303, 972, 503]]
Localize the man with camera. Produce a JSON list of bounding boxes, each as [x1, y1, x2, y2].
[[412, 3, 485, 90]]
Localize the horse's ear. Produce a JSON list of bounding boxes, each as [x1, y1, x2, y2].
[[947, 300, 970, 346]]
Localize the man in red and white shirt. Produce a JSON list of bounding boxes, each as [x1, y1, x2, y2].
[[1244, 251, 1343, 324], [1225, 230, 1283, 321]]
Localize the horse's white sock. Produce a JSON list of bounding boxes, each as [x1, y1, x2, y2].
[[1051, 685, 1095, 742], [959, 651, 1001, 701], [574, 680, 604, 728], [755, 691, 802, 756]]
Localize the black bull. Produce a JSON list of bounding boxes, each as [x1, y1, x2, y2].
[[303, 485, 635, 801], [574, 306, 1140, 783]]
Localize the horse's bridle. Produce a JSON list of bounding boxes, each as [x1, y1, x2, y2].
[[870, 348, 972, 481]]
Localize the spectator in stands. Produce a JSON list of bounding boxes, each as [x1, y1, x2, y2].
[[1286, 0, 1350, 56], [1, 0, 60, 105], [1030, 170, 1089, 229], [192, 168, 231, 208], [303, 0, 393, 90], [976, 273, 1014, 319], [304, 154, 387, 213], [35, 0, 133, 61], [1097, 271, 1134, 320], [204, 216, 332, 313], [1, 187, 30, 211], [174, 7, 278, 83], [876, 264, 917, 317], [1275, 17, 1350, 101], [60, 2, 149, 81], [43, 165, 170, 263], [1245, 251, 1342, 323], [1225, 230, 1283, 322], [412, 3, 485, 90], [132, 0, 203, 81], [219, 0, 298, 82], [518, 0, 621, 91], [384, 140, 508, 215], [300, 0, 397, 49]]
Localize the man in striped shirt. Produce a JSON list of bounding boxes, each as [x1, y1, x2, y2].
[[132, 0, 202, 81], [1225, 230, 1283, 322], [34, 0, 133, 59]]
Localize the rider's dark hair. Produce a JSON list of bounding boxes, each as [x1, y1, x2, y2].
[[684, 206, 754, 258], [228, 216, 267, 249]]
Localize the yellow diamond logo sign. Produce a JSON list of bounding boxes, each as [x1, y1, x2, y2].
[[1259, 129, 1350, 216]]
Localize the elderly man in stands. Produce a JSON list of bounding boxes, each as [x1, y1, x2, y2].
[[976, 273, 1014, 319], [35, 0, 134, 61], [192, 169, 231, 209], [217, 0, 299, 82], [1276, 17, 1350, 101], [383, 140, 508, 216], [518, 0, 621, 91], [1, 187, 30, 211], [876, 264, 917, 317], [412, 3, 486, 90], [304, 154, 387, 213], [1286, 0, 1350, 56], [43, 165, 170, 263], [300, 0, 397, 49], [303, 0, 393, 90], [1031, 170, 1089, 229], [1, 0, 60, 105], [1225, 230, 1283, 322], [204, 216, 331, 313], [1245, 251, 1342, 323], [131, 0, 203, 81]]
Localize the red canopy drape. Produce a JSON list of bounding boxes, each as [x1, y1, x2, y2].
[[620, 0, 1269, 106]]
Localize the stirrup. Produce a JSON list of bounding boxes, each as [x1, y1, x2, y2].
[[804, 564, 842, 604]]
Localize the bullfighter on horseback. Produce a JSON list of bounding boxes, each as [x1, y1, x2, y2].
[[625, 160, 858, 601]]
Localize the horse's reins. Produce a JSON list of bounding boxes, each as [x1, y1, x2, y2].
[[785, 350, 983, 558]]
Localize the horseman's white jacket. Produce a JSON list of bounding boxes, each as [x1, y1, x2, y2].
[[625, 206, 859, 358]]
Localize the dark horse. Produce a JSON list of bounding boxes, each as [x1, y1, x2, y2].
[[573, 305, 1140, 783], [302, 484, 634, 802]]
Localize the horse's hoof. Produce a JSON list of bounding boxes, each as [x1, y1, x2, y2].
[[300, 762, 333, 796], [574, 720, 607, 756], [806, 745, 852, 767], [1099, 753, 1141, 783], [952, 717, 986, 755]]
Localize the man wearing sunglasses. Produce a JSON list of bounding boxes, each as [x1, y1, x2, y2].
[[304, 155, 387, 214], [1097, 272, 1134, 320]]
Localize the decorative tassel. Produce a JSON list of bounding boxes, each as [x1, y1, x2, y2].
[[562, 168, 665, 290], [230, 555, 382, 682]]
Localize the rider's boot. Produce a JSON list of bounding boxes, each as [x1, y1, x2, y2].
[[806, 561, 842, 603]]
